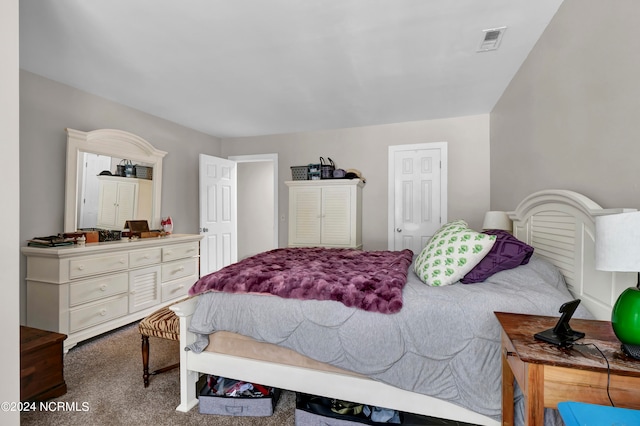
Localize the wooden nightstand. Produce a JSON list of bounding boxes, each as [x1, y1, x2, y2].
[[495, 312, 640, 426], [20, 326, 67, 401]]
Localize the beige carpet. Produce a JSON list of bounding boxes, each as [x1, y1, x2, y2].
[[21, 323, 295, 426]]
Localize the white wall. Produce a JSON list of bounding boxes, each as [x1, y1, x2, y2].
[[1, 0, 21, 424], [19, 69, 490, 326], [222, 114, 490, 250], [237, 161, 275, 259], [491, 0, 640, 211], [19, 71, 222, 322]]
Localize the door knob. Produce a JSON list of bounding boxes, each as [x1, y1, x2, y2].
[[396, 228, 402, 232]]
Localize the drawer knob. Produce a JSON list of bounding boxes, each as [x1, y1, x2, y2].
[[144, 254, 150, 259], [119, 258, 126, 264], [100, 284, 107, 292], [100, 309, 107, 316], [77, 264, 85, 270], [178, 266, 185, 271], [166, 251, 173, 255]]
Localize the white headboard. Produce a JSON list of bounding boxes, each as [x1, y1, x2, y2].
[[508, 189, 636, 321]]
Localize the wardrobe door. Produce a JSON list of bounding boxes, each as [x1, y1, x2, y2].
[[320, 185, 352, 246], [288, 185, 322, 246]]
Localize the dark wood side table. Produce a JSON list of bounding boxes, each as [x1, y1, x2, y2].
[[20, 326, 67, 401], [495, 312, 640, 426]]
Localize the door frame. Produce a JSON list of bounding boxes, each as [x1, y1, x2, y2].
[[228, 153, 279, 250], [387, 142, 448, 250]]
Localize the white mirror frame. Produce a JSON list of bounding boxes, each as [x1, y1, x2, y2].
[[64, 128, 167, 232]]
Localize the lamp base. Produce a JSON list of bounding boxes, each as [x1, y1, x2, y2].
[[622, 343, 640, 360]]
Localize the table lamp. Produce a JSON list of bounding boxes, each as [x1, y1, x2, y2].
[[482, 211, 512, 232], [595, 211, 640, 359]]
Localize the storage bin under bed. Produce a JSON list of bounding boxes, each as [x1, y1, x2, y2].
[[198, 376, 280, 417], [295, 393, 463, 426]]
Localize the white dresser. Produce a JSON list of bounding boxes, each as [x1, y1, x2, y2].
[[286, 179, 363, 249], [22, 234, 201, 351]]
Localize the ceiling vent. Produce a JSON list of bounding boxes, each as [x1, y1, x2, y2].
[[477, 26, 507, 52]]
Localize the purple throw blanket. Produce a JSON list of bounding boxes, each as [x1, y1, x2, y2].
[[189, 247, 414, 314]]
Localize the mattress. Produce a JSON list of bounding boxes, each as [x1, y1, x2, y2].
[[205, 331, 361, 377], [188, 254, 589, 421]]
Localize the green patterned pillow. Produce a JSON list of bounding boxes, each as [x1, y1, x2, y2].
[[414, 220, 497, 287]]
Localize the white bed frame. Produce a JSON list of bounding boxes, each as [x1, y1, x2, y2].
[[170, 190, 635, 425]]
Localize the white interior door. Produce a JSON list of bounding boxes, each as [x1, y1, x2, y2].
[[388, 143, 447, 253], [79, 153, 111, 228], [199, 154, 237, 277]]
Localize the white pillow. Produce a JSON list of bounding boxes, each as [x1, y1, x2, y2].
[[414, 220, 496, 286]]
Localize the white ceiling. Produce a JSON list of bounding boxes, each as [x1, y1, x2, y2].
[[19, 1, 563, 138]]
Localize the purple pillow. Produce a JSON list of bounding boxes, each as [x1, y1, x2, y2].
[[460, 230, 534, 284]]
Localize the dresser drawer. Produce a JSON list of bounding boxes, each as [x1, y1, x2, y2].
[[129, 248, 162, 268], [69, 254, 129, 279], [69, 273, 128, 306], [69, 295, 128, 333], [162, 258, 197, 283], [161, 276, 193, 302], [162, 242, 199, 262]]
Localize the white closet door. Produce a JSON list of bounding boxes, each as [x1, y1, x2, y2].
[[289, 186, 322, 245], [320, 186, 352, 246], [389, 143, 447, 253]]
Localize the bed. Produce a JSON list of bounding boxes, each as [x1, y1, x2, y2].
[[170, 190, 635, 425]]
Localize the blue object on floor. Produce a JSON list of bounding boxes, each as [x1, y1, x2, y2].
[[558, 401, 640, 426]]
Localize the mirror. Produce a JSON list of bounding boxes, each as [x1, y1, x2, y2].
[[64, 128, 167, 233]]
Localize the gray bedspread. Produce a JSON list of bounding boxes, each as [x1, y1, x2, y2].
[[187, 254, 590, 421]]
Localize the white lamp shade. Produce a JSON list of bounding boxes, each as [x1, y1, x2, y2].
[[595, 211, 640, 272], [482, 211, 512, 232]]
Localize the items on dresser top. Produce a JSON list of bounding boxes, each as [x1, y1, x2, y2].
[[27, 235, 75, 247], [32, 223, 172, 247], [64, 231, 99, 243], [121, 219, 165, 239], [22, 233, 201, 352]]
